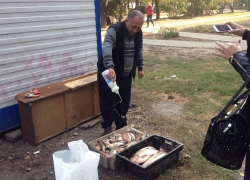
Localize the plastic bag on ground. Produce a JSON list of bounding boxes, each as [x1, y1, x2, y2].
[[53, 139, 100, 180]]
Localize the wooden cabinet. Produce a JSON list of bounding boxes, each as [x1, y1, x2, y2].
[[15, 71, 100, 145]]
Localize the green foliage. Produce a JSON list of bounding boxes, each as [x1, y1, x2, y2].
[[160, 0, 188, 17], [158, 26, 179, 39], [107, 0, 127, 22]]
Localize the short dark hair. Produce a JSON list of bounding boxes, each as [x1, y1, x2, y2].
[[127, 10, 144, 21]]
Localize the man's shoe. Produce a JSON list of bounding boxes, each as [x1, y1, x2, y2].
[[103, 127, 112, 135]]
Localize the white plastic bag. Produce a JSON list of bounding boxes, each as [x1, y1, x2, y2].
[[53, 140, 100, 180]]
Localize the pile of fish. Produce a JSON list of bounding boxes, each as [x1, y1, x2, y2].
[[95, 131, 146, 156], [130, 146, 168, 168]]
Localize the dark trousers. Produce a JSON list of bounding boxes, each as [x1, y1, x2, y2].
[[147, 15, 154, 26], [245, 151, 250, 180], [97, 71, 132, 129]]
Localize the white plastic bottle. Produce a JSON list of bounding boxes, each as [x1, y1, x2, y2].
[[102, 69, 119, 94]]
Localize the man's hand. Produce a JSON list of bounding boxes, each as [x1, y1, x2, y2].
[[138, 71, 144, 79], [107, 68, 116, 82], [213, 41, 242, 60]]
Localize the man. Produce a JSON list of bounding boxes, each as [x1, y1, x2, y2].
[[97, 10, 144, 135]]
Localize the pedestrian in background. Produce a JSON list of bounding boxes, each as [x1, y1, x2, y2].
[[146, 2, 154, 27]]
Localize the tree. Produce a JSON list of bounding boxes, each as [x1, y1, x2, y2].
[[107, 0, 127, 22], [100, 0, 108, 28], [160, 0, 188, 17], [155, 0, 160, 19]]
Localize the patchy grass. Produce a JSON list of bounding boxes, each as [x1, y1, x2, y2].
[[158, 27, 179, 39], [129, 47, 242, 180], [180, 13, 250, 34]]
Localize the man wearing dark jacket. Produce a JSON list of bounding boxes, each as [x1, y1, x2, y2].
[[97, 10, 144, 135]]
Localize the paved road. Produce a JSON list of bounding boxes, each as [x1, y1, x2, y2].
[[101, 30, 247, 50]]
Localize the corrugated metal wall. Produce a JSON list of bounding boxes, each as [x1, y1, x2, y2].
[[0, 0, 99, 109]]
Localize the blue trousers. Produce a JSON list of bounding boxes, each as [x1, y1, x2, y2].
[[147, 15, 154, 26], [97, 71, 132, 129]]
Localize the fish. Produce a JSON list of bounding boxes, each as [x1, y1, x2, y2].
[[122, 132, 132, 143], [130, 146, 159, 164], [116, 147, 125, 153], [135, 132, 146, 141], [102, 139, 110, 146], [108, 149, 117, 156], [129, 132, 135, 141], [115, 134, 123, 141], [109, 134, 123, 143], [141, 131, 147, 140], [110, 136, 119, 143], [106, 142, 124, 150], [98, 140, 106, 152], [95, 143, 101, 151], [141, 151, 167, 168], [123, 141, 137, 148]]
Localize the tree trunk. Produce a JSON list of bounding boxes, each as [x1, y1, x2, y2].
[[127, 0, 130, 13], [155, 0, 160, 20], [100, 1, 107, 28], [135, 0, 139, 8], [228, 2, 234, 12]]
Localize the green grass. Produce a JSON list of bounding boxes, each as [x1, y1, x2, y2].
[[136, 54, 241, 113], [131, 52, 242, 180]]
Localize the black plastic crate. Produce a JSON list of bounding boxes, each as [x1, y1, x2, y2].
[[116, 134, 184, 180]]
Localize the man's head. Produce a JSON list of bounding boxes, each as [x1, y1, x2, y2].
[[125, 10, 144, 36]]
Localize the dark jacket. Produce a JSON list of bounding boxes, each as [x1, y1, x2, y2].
[[231, 29, 250, 86], [97, 21, 143, 80]]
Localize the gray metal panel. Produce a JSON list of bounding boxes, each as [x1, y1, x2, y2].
[[0, 0, 98, 109]]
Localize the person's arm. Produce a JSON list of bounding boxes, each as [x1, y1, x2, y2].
[[230, 51, 250, 81], [213, 40, 250, 84], [102, 28, 116, 69], [102, 28, 117, 81]]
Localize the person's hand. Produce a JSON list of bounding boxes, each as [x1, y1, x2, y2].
[[212, 40, 242, 60], [138, 71, 144, 79], [226, 22, 245, 37], [107, 68, 116, 82]]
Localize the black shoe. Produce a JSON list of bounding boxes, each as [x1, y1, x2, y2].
[[103, 127, 112, 135]]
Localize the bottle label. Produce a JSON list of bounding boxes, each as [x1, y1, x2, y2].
[[103, 74, 113, 83]]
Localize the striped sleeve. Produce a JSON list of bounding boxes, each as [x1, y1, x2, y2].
[[137, 38, 143, 71], [102, 28, 116, 69]]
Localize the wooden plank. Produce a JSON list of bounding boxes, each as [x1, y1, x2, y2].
[[64, 73, 97, 89]]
